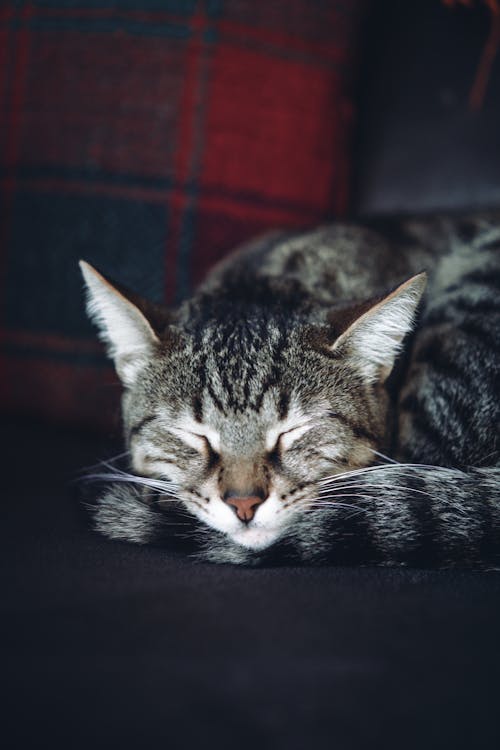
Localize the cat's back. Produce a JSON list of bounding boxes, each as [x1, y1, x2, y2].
[[198, 222, 431, 307], [192, 212, 500, 322]]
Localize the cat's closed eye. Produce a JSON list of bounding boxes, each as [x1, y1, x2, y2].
[[169, 424, 221, 455], [267, 421, 315, 453]]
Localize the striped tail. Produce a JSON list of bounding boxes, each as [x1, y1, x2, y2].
[[91, 466, 500, 568], [290, 465, 500, 569]]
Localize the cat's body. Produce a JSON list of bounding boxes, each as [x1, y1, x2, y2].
[[81, 212, 500, 567]]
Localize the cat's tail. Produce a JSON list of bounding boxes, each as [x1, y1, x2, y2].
[[292, 464, 500, 569]]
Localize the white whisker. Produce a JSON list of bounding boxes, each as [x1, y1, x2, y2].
[[101, 461, 177, 486], [318, 482, 433, 498], [77, 450, 131, 474], [83, 467, 179, 498], [319, 461, 457, 486], [297, 496, 376, 512], [370, 449, 399, 464]]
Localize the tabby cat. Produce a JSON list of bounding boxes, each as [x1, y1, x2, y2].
[[81, 212, 500, 567]]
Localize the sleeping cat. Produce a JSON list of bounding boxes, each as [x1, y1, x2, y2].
[[81, 212, 500, 567]]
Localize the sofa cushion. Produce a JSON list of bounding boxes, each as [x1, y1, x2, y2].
[[0, 0, 366, 430]]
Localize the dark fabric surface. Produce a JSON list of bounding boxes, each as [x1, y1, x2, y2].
[[0, 0, 364, 429], [2, 418, 500, 749]]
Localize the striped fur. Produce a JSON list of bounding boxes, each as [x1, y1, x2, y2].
[[93, 465, 500, 568], [83, 211, 500, 567]]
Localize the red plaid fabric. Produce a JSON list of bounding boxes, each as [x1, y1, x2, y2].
[[0, 0, 366, 430]]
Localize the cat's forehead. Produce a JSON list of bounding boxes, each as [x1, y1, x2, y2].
[[203, 392, 287, 438]]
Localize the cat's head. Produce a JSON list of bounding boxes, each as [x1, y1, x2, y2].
[[80, 261, 425, 552]]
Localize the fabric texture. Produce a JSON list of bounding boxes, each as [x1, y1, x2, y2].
[[0, 0, 365, 430], [2, 418, 500, 750]]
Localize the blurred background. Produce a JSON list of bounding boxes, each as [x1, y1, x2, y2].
[[1, 0, 499, 434]]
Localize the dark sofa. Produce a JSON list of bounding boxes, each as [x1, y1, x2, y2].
[[2, 2, 500, 748]]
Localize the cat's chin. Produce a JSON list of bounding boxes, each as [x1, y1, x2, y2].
[[228, 525, 283, 551]]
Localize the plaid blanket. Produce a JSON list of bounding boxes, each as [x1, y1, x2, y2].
[[0, 0, 365, 430]]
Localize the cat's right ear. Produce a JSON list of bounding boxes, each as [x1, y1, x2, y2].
[[325, 273, 427, 383], [79, 261, 160, 386]]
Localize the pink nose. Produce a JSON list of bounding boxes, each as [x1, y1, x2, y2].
[[224, 495, 265, 523]]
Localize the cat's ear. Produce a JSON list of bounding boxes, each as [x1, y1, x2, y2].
[[329, 273, 427, 383], [79, 261, 161, 386]]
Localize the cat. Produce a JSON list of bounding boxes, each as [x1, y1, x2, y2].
[[80, 212, 500, 567]]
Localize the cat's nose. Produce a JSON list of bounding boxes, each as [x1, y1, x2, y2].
[[223, 493, 265, 523]]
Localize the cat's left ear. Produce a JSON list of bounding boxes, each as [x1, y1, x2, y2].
[[328, 272, 427, 383], [79, 261, 165, 386]]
